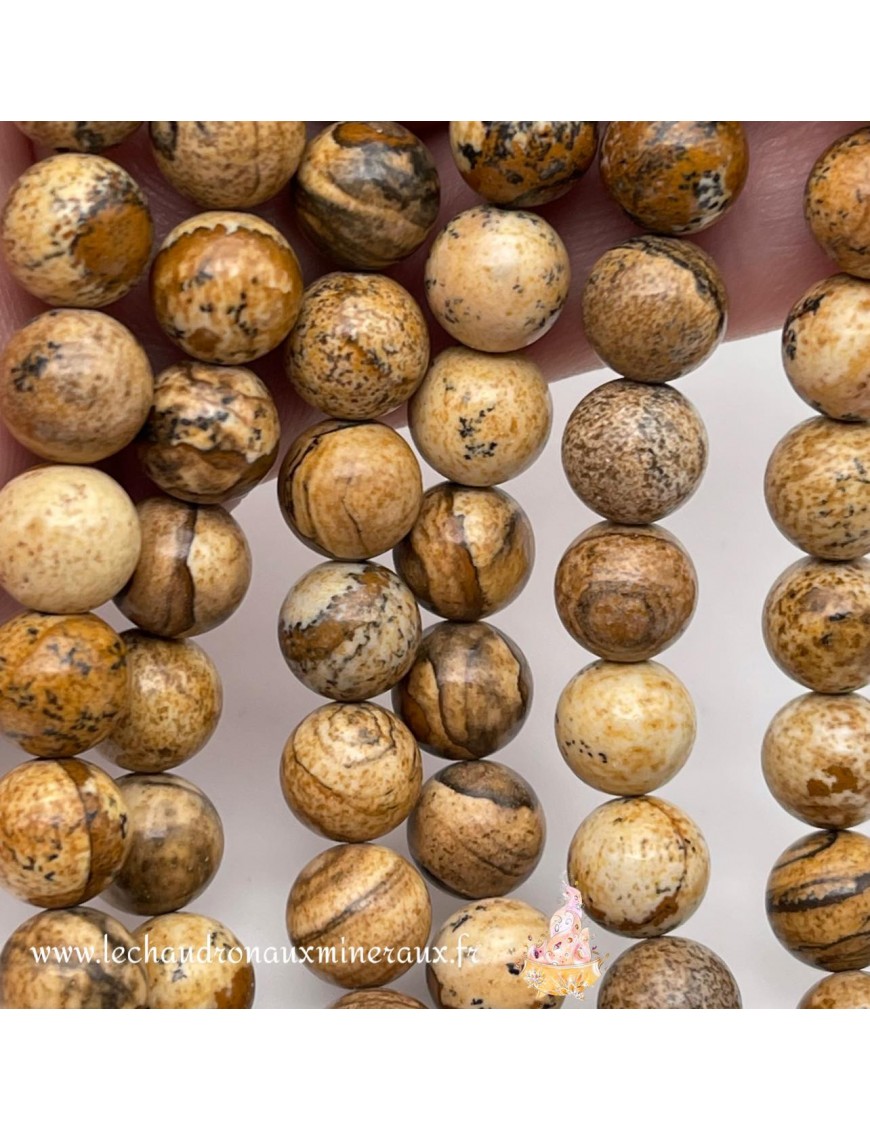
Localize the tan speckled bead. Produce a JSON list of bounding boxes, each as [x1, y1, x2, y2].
[[597, 936, 741, 1009], [798, 971, 870, 1008], [409, 347, 552, 486], [15, 121, 141, 152], [138, 361, 280, 505], [151, 211, 303, 364], [1, 153, 152, 307], [285, 272, 430, 419], [278, 561, 421, 702], [581, 237, 728, 382], [278, 420, 423, 560], [562, 380, 708, 523], [766, 829, 870, 970], [102, 773, 224, 917], [280, 702, 422, 843], [408, 761, 545, 898], [0, 908, 147, 1008], [0, 611, 128, 758], [0, 759, 129, 908], [805, 128, 870, 279], [762, 557, 870, 693], [97, 631, 222, 773], [150, 121, 306, 209], [392, 621, 532, 760], [286, 843, 431, 988], [556, 660, 696, 796], [427, 898, 561, 1009], [567, 796, 710, 938], [0, 465, 140, 614], [424, 206, 570, 352], [134, 912, 255, 1009], [0, 309, 153, 464], [555, 523, 698, 661], [330, 989, 427, 1009], [115, 497, 252, 638]]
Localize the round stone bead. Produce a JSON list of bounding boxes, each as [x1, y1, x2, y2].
[[151, 211, 303, 364], [0, 759, 129, 908], [798, 971, 870, 1009], [286, 843, 431, 988], [0, 908, 147, 1008], [115, 497, 252, 638], [133, 913, 255, 1009], [424, 206, 570, 352], [102, 773, 224, 917], [330, 989, 427, 1009], [427, 898, 561, 1009], [555, 523, 698, 661], [150, 121, 306, 209], [293, 121, 439, 269], [97, 631, 222, 773], [393, 482, 534, 621], [0, 465, 140, 614], [567, 796, 710, 938], [762, 557, 870, 693], [409, 347, 552, 486], [597, 936, 741, 1009], [1, 153, 152, 306], [278, 561, 421, 702], [581, 237, 728, 382], [449, 121, 598, 207], [393, 621, 532, 760], [285, 272, 429, 419], [766, 829, 870, 970], [280, 702, 422, 843], [805, 128, 870, 279], [556, 660, 696, 796], [408, 761, 545, 898], [600, 121, 749, 235], [0, 309, 153, 464], [278, 420, 423, 560], [15, 121, 141, 152]]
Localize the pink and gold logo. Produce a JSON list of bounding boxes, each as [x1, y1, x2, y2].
[[523, 883, 604, 1000]]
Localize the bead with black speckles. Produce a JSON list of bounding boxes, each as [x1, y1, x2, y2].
[[805, 128, 870, 279]]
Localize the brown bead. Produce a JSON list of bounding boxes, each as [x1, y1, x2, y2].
[[15, 121, 141, 152], [600, 121, 749, 235], [798, 971, 870, 1008], [555, 523, 697, 661], [581, 237, 727, 382], [330, 989, 426, 1009], [805, 128, 870, 279], [597, 936, 741, 1009], [134, 913, 255, 1009]]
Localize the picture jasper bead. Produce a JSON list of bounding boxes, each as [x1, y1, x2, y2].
[[278, 420, 423, 560], [278, 561, 421, 702], [138, 361, 280, 505], [330, 989, 426, 1009], [0, 612, 127, 758], [805, 128, 870, 279], [1, 153, 152, 306], [555, 523, 698, 661], [567, 796, 710, 938], [150, 121, 306, 209], [293, 121, 440, 269], [133, 913, 255, 1009], [102, 773, 224, 917], [286, 843, 431, 988], [285, 272, 430, 419], [766, 829, 870, 971], [581, 237, 727, 382], [409, 347, 552, 486], [798, 971, 870, 1009], [408, 761, 545, 898], [280, 702, 422, 843], [115, 497, 252, 638], [0, 908, 147, 1008], [597, 936, 741, 1009], [600, 121, 749, 235], [151, 211, 303, 364], [0, 759, 129, 908], [424, 206, 570, 352], [0, 309, 153, 464], [393, 621, 532, 760], [393, 482, 534, 621], [15, 121, 141, 152]]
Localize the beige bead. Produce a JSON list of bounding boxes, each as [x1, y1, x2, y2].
[[424, 205, 570, 352], [597, 936, 741, 1009], [15, 122, 141, 152], [567, 796, 710, 937], [134, 912, 255, 1009], [280, 702, 422, 842], [330, 989, 426, 1009], [0, 465, 140, 614], [805, 127, 870, 279], [798, 971, 870, 1008], [0, 309, 153, 464], [409, 347, 552, 486], [556, 660, 696, 796]]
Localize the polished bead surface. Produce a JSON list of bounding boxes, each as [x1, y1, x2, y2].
[[134, 912, 255, 1009], [15, 121, 140, 152], [805, 127, 870, 279], [597, 936, 741, 1009], [798, 971, 870, 1009], [330, 989, 426, 1009]]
